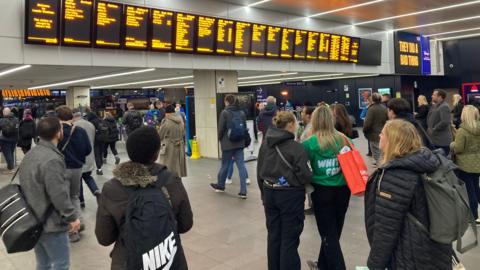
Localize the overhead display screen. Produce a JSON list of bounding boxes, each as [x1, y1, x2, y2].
[[95, 1, 122, 48], [197, 16, 216, 53], [124, 5, 149, 49], [251, 24, 267, 57], [350, 38, 360, 63], [306, 32, 319, 60], [281, 28, 295, 59], [294, 30, 308, 59], [62, 0, 93, 46], [26, 0, 60, 45], [394, 32, 425, 74], [217, 19, 235, 55], [340, 36, 352, 62], [175, 13, 196, 52], [318, 33, 331, 61], [151, 9, 173, 51], [235, 21, 252, 56], [329, 34, 341, 61], [266, 26, 281, 58]]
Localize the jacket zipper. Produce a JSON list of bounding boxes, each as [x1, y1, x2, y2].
[[377, 169, 385, 193]]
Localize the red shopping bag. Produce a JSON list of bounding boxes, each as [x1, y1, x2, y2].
[[337, 138, 369, 196]]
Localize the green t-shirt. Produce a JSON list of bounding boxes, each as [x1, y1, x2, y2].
[[303, 135, 347, 186]]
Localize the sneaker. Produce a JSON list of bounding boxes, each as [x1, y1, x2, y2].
[[96, 169, 103, 176], [115, 156, 121, 165], [226, 178, 233, 185], [307, 260, 319, 270], [304, 208, 314, 215], [69, 232, 81, 243], [246, 178, 251, 185], [475, 218, 480, 225], [210, 183, 225, 192], [238, 193, 247, 199]]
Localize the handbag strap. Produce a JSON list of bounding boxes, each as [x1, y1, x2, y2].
[[275, 145, 294, 171], [61, 125, 76, 153], [9, 167, 20, 183]]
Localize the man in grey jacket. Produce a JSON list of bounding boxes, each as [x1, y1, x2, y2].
[[427, 89, 453, 155], [19, 117, 80, 270]]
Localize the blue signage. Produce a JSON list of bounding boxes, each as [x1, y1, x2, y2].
[[420, 36, 431, 75]]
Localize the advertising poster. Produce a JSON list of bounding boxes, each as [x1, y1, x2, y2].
[[358, 88, 372, 109]]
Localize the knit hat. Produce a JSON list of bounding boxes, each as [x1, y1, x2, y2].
[[126, 127, 161, 164]]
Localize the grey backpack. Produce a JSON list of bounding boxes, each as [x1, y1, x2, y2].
[[408, 149, 477, 253]]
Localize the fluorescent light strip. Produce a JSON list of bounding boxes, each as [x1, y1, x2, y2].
[[435, 33, 480, 41], [309, 0, 384, 18], [247, 0, 271, 8], [238, 72, 298, 80], [354, 0, 480, 26], [239, 73, 344, 85], [303, 74, 380, 82], [394, 15, 480, 31], [142, 82, 194, 89], [0, 65, 31, 77], [92, 75, 194, 89], [425, 27, 480, 37], [239, 81, 282, 87], [29, 68, 156, 89]]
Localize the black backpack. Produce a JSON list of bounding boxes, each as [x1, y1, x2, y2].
[[128, 111, 143, 131], [19, 121, 35, 140], [96, 119, 110, 142], [2, 118, 18, 138], [227, 110, 246, 142], [123, 169, 183, 270]]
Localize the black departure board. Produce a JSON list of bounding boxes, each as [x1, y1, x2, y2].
[[294, 30, 307, 60], [26, 0, 60, 45], [266, 26, 281, 58], [306, 32, 319, 60], [251, 24, 267, 57], [329, 34, 341, 61], [95, 1, 122, 48], [175, 13, 196, 52], [151, 9, 173, 51], [340, 36, 352, 62], [216, 19, 234, 55], [280, 28, 295, 59], [350, 38, 360, 63], [62, 0, 93, 46], [318, 33, 331, 61], [197, 16, 216, 53], [235, 21, 252, 56], [124, 5, 149, 49]]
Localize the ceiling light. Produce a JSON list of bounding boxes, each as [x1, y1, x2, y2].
[[29, 68, 155, 89], [435, 33, 480, 41], [92, 75, 193, 89], [394, 15, 480, 31], [425, 27, 480, 37], [0, 65, 31, 77], [239, 81, 282, 87], [309, 0, 384, 18], [239, 72, 298, 80], [239, 74, 344, 85], [142, 82, 194, 89], [247, 0, 270, 8], [354, 0, 480, 26], [302, 74, 380, 82]]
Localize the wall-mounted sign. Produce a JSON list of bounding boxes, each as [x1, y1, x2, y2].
[[394, 32, 431, 75], [358, 88, 372, 109], [282, 81, 306, 86], [2, 89, 51, 98]]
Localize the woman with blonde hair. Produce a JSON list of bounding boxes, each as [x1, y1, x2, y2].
[[451, 105, 480, 222], [303, 105, 351, 270], [365, 119, 451, 270], [452, 94, 464, 128], [415, 95, 430, 128]]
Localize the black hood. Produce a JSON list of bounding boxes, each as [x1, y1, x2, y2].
[[380, 148, 440, 174], [262, 105, 277, 116], [85, 112, 98, 122], [265, 127, 295, 147], [397, 112, 415, 123]]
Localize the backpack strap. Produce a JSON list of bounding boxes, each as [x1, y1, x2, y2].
[[61, 126, 76, 152]]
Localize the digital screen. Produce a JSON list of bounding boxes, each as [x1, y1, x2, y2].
[[340, 36, 352, 62], [251, 24, 267, 57], [318, 33, 331, 60], [280, 28, 295, 59], [358, 38, 382, 66], [329, 34, 341, 61], [306, 32, 319, 60], [294, 30, 307, 59], [2, 89, 51, 98], [394, 32, 422, 74], [175, 13, 196, 52], [216, 19, 235, 55], [62, 0, 93, 46], [197, 16, 216, 53], [26, 0, 60, 45], [266, 26, 281, 58], [235, 21, 252, 56], [350, 38, 360, 63], [151, 9, 173, 51], [124, 5, 149, 49], [95, 1, 122, 48]]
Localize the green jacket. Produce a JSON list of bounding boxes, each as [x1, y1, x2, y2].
[[452, 122, 480, 173], [303, 135, 347, 186]]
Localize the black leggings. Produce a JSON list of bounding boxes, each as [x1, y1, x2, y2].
[[94, 142, 104, 170], [103, 141, 118, 158]]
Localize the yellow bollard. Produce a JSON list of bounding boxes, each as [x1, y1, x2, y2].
[[190, 139, 201, 160]]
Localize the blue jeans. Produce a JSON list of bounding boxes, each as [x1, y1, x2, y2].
[[0, 141, 16, 170], [218, 148, 247, 194], [79, 171, 100, 203], [227, 158, 249, 179], [34, 232, 70, 270]]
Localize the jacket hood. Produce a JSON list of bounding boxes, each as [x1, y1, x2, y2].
[[225, 105, 240, 111], [263, 105, 277, 115], [380, 148, 440, 174], [266, 127, 295, 147], [85, 112, 98, 122], [166, 113, 183, 124], [460, 122, 480, 136], [113, 161, 156, 188]]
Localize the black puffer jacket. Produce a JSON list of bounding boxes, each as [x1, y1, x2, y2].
[[105, 117, 120, 142], [365, 148, 451, 270]]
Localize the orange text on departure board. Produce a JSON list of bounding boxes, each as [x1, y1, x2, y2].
[[197, 16, 215, 53], [350, 39, 360, 63], [151, 10, 173, 50], [30, 2, 58, 44], [2, 89, 51, 98], [340, 36, 351, 62], [235, 22, 251, 55], [217, 19, 234, 54], [64, 0, 91, 21], [399, 41, 419, 67], [281, 28, 295, 58], [125, 6, 149, 48], [306, 32, 319, 59], [329, 35, 341, 61], [318, 33, 331, 60], [251, 24, 267, 56], [266, 26, 281, 57], [176, 13, 195, 51], [96, 2, 120, 46]]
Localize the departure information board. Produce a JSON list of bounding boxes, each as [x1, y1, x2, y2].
[[306, 32, 319, 60], [197, 16, 216, 53], [124, 5, 149, 49], [216, 19, 234, 55], [95, 1, 122, 48], [340, 36, 351, 62], [26, 0, 60, 45], [175, 13, 196, 52], [251, 24, 267, 57], [350, 38, 360, 63], [151, 9, 173, 51], [294, 30, 307, 59], [329, 34, 341, 61], [62, 0, 93, 46], [266, 26, 281, 58], [318, 33, 331, 61], [280, 28, 295, 59], [235, 21, 251, 56]]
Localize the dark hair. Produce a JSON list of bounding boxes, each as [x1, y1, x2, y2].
[[332, 104, 353, 137], [46, 104, 55, 111], [165, 104, 175, 114], [224, 94, 236, 105], [126, 127, 161, 164], [303, 106, 315, 116], [56, 105, 73, 121], [372, 93, 382, 104], [382, 94, 391, 98], [37, 117, 61, 141], [435, 89, 447, 100], [387, 98, 411, 117]]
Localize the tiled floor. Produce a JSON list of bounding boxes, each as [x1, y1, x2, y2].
[[0, 135, 479, 270]]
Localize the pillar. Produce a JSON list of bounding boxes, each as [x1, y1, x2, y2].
[[193, 70, 238, 159], [66, 86, 90, 109]]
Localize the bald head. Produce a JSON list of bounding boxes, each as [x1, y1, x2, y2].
[[3, 108, 11, 116]]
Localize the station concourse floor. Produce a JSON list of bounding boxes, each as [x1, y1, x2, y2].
[[0, 133, 479, 270]]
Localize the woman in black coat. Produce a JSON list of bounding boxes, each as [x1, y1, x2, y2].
[[18, 110, 36, 154], [415, 95, 430, 129], [365, 119, 451, 270]]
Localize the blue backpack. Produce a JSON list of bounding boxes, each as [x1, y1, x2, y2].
[[227, 110, 246, 142]]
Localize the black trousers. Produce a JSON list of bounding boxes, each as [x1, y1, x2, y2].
[[311, 184, 351, 270], [103, 141, 118, 158], [264, 187, 305, 270], [94, 142, 105, 170]]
